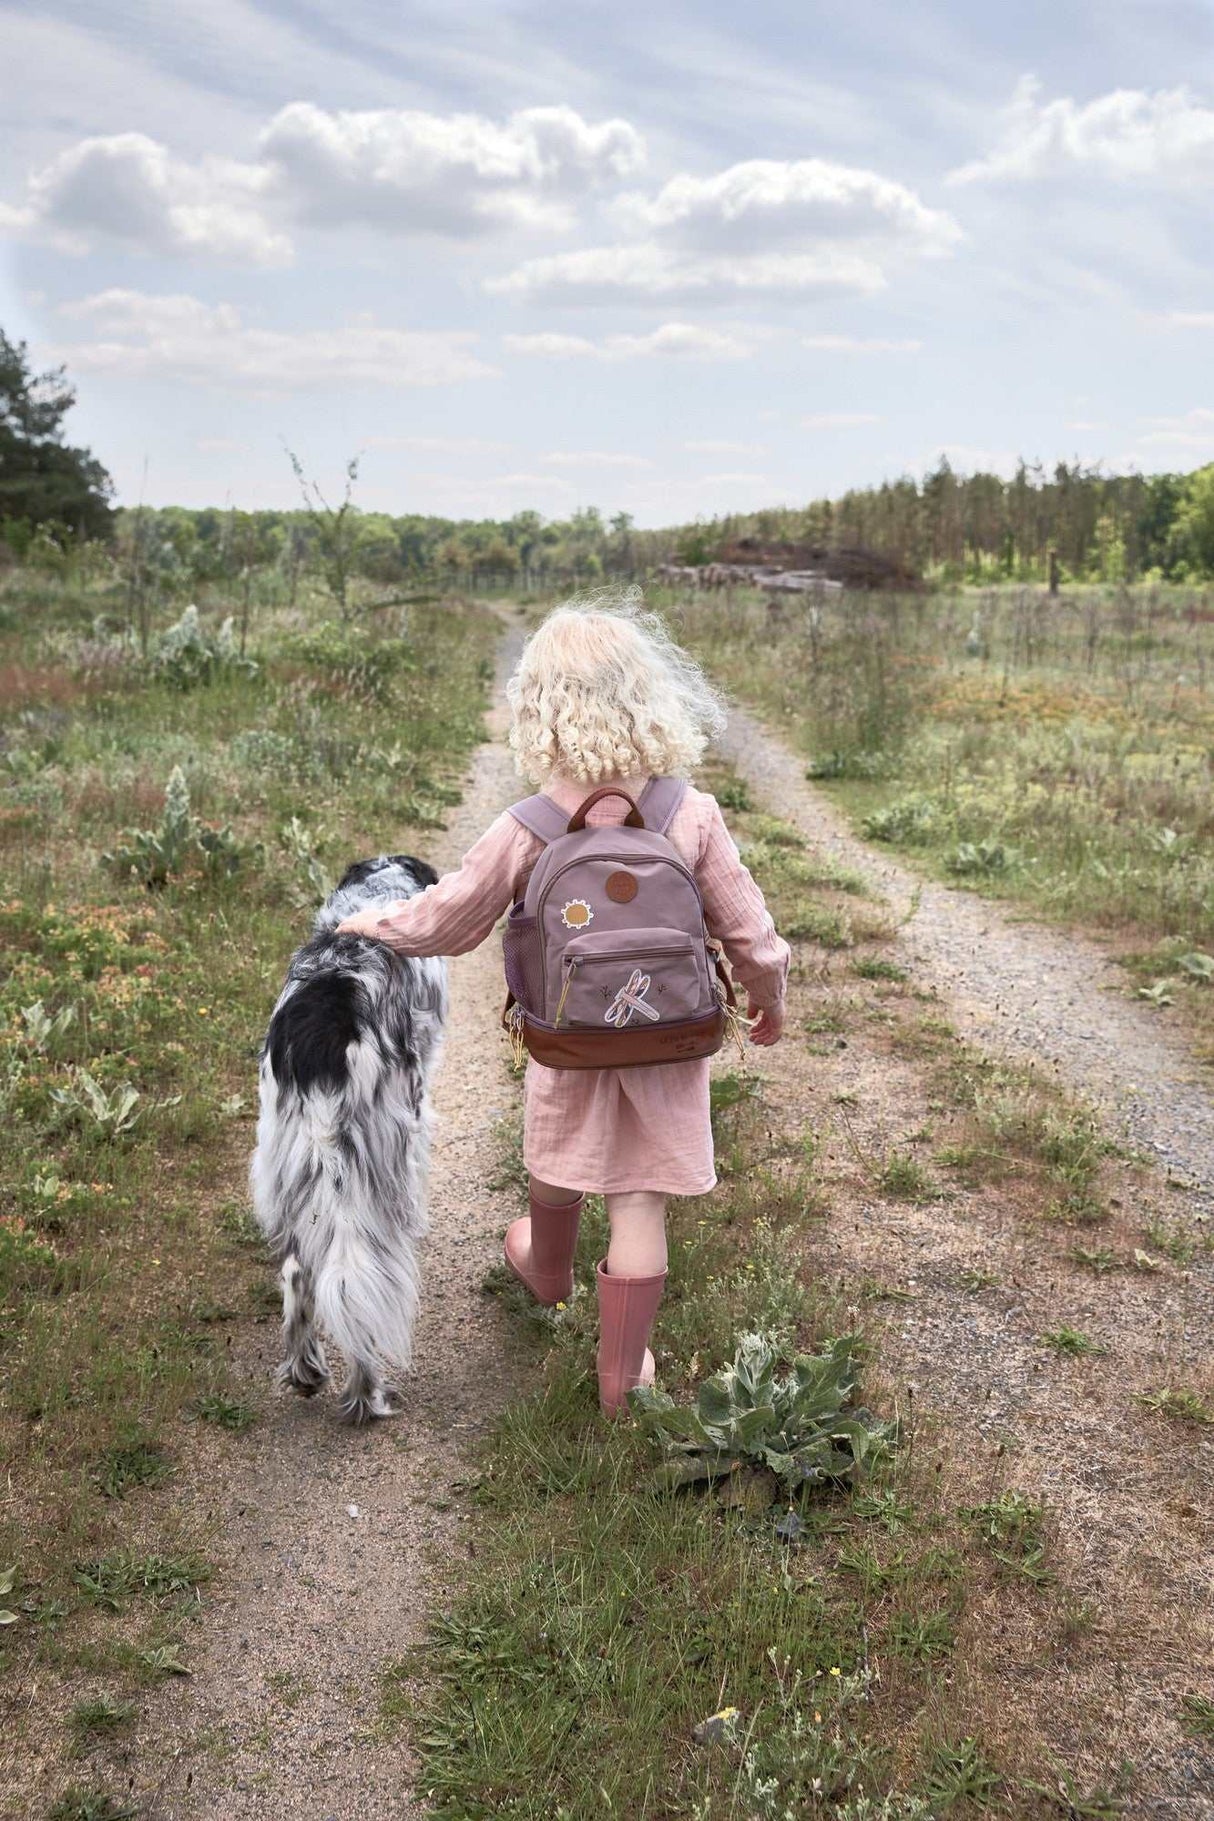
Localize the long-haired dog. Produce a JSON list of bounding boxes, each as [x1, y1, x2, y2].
[[250, 856, 446, 1423]]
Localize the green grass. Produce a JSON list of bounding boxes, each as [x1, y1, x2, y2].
[[0, 569, 497, 1784], [1134, 1386, 1214, 1425], [1039, 1327, 1107, 1358], [672, 583, 1214, 1055]]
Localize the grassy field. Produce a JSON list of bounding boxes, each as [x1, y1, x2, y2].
[[665, 583, 1214, 1061], [0, 569, 496, 1803], [395, 775, 1196, 1820]]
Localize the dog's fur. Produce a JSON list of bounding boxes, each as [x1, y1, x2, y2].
[[250, 856, 446, 1423]]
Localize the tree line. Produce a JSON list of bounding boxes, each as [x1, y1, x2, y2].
[[3, 328, 1213, 589]]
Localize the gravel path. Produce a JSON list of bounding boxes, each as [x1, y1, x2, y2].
[[138, 620, 528, 1821], [717, 702, 1214, 1223]]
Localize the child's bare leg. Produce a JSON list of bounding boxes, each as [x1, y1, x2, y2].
[[605, 1192, 668, 1277], [530, 1175, 580, 1206]]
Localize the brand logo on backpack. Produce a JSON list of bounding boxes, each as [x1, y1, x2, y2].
[[604, 969, 661, 1028], [560, 899, 593, 929]]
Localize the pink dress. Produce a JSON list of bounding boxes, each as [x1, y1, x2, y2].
[[367, 776, 790, 1196]]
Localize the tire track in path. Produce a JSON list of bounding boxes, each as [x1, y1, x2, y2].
[[142, 617, 526, 1821], [717, 702, 1214, 1224]]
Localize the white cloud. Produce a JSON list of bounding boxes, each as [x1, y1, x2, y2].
[[489, 242, 887, 302], [1, 103, 645, 262], [683, 439, 768, 455], [195, 436, 248, 453], [948, 76, 1214, 186], [488, 155, 956, 304], [803, 333, 923, 352], [542, 451, 655, 469], [51, 289, 496, 391], [1136, 407, 1214, 448], [1066, 420, 1106, 432], [801, 412, 882, 429], [616, 159, 960, 254], [258, 101, 645, 234], [503, 322, 754, 359], [0, 134, 287, 265], [1159, 311, 1214, 329]]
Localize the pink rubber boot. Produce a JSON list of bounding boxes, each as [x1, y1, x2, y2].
[[595, 1258, 667, 1417], [504, 1190, 584, 1305]]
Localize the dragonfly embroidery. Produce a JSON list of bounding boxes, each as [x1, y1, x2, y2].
[[604, 968, 661, 1028]]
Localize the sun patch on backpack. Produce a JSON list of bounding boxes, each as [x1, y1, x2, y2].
[[560, 898, 594, 929]]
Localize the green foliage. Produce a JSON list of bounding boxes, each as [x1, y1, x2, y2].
[[73, 1551, 210, 1612], [946, 838, 1016, 876], [94, 1437, 174, 1500], [962, 1492, 1053, 1584], [103, 766, 249, 888], [1039, 1327, 1106, 1358], [149, 604, 257, 690], [47, 1789, 137, 1821], [0, 329, 113, 540], [862, 797, 941, 845], [191, 1393, 256, 1432], [632, 1332, 892, 1495]]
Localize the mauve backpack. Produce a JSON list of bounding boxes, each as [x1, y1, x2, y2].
[[501, 777, 736, 1069]]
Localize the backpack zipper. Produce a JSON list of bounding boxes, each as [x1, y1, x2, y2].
[[554, 941, 699, 1027]]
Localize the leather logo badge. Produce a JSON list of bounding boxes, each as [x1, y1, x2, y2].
[[605, 870, 638, 904]]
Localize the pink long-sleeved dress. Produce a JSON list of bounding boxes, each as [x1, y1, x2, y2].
[[367, 775, 790, 1197]]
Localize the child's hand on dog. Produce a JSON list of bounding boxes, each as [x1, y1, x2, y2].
[[336, 912, 382, 939]]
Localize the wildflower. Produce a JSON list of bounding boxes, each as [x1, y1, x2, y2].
[[829, 1666, 841, 1677], [198, 1006, 210, 1017], [555, 1301, 567, 1311]]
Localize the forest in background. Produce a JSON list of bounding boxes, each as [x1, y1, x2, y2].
[[4, 328, 1214, 592]]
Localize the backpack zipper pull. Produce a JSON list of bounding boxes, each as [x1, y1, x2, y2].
[[554, 957, 579, 1027], [507, 1002, 526, 1070]]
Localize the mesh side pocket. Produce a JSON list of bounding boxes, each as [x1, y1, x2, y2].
[[503, 909, 542, 1013]]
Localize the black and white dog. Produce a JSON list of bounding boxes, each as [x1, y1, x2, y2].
[[250, 856, 446, 1423]]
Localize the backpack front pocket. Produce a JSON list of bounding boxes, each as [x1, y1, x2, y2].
[[555, 926, 706, 1029]]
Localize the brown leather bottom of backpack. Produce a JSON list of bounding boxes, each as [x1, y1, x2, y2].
[[521, 1006, 726, 1070]]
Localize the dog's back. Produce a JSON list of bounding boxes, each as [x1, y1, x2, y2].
[[250, 856, 447, 1422]]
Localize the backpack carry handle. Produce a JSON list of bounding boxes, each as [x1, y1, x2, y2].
[[566, 788, 645, 833]]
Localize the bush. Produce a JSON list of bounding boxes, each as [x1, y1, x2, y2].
[[103, 765, 251, 887], [150, 604, 257, 690]]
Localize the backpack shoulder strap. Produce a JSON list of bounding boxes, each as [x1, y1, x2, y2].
[[638, 776, 688, 835], [507, 793, 571, 846]]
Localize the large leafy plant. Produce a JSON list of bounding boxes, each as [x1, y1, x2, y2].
[[104, 766, 249, 888], [632, 1332, 892, 1495]]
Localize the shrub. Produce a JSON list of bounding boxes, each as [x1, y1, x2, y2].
[[104, 766, 250, 887], [150, 604, 257, 690], [862, 797, 942, 845]]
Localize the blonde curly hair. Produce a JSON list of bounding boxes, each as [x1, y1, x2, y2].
[[507, 590, 726, 785]]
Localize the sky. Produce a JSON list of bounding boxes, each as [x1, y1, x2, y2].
[[1, 0, 1212, 527]]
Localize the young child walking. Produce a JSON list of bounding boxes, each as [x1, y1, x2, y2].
[[337, 598, 789, 1415]]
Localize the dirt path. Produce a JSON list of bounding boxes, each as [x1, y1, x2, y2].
[[139, 618, 527, 1820], [717, 702, 1214, 1222]]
